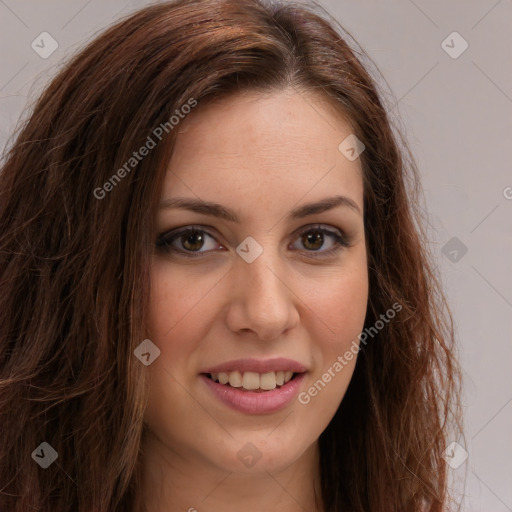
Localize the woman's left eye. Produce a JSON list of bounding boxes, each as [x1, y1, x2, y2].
[[155, 224, 349, 258], [290, 225, 349, 256]]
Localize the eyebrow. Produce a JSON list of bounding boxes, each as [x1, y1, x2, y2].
[[159, 194, 361, 222]]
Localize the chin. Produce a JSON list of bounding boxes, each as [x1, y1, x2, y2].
[[206, 433, 315, 476]]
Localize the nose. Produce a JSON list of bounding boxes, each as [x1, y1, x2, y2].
[[225, 246, 300, 341]]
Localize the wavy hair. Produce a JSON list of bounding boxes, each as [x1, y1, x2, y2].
[[0, 0, 463, 510]]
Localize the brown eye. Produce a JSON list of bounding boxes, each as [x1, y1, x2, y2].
[[156, 227, 222, 256], [181, 230, 205, 251], [302, 231, 324, 251], [291, 225, 350, 257]]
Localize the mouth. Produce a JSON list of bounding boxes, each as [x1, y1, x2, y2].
[[199, 358, 307, 414], [204, 370, 299, 393]]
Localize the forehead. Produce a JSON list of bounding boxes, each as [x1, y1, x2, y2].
[[161, 88, 363, 213]]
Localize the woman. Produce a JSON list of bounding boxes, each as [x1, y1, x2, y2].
[[0, 0, 463, 511]]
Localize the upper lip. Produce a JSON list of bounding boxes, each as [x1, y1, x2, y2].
[[201, 357, 307, 374]]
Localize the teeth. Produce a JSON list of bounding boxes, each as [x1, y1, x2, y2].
[[210, 370, 295, 390], [228, 371, 243, 388], [242, 371, 260, 390], [260, 372, 276, 390]]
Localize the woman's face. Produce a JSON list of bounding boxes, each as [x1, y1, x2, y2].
[[145, 87, 368, 476]]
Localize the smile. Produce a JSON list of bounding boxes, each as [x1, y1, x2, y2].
[[200, 358, 307, 414]]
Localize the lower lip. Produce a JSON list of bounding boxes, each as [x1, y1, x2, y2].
[[200, 373, 306, 414]]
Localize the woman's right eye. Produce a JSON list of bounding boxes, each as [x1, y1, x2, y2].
[[156, 227, 225, 257]]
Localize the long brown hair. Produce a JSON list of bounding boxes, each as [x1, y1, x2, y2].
[[0, 1, 463, 510]]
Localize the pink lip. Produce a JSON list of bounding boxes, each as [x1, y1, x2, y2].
[[200, 373, 306, 414], [201, 357, 307, 374]]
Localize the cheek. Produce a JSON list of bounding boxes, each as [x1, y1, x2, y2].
[[148, 259, 220, 339], [144, 264, 215, 435], [301, 262, 368, 346], [297, 263, 368, 405], [145, 263, 214, 393]]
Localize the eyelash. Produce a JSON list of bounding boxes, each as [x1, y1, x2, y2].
[[155, 224, 350, 259]]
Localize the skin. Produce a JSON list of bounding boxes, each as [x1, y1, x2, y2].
[[139, 87, 369, 512]]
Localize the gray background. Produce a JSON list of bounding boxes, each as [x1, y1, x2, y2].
[[1, 1, 511, 510]]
